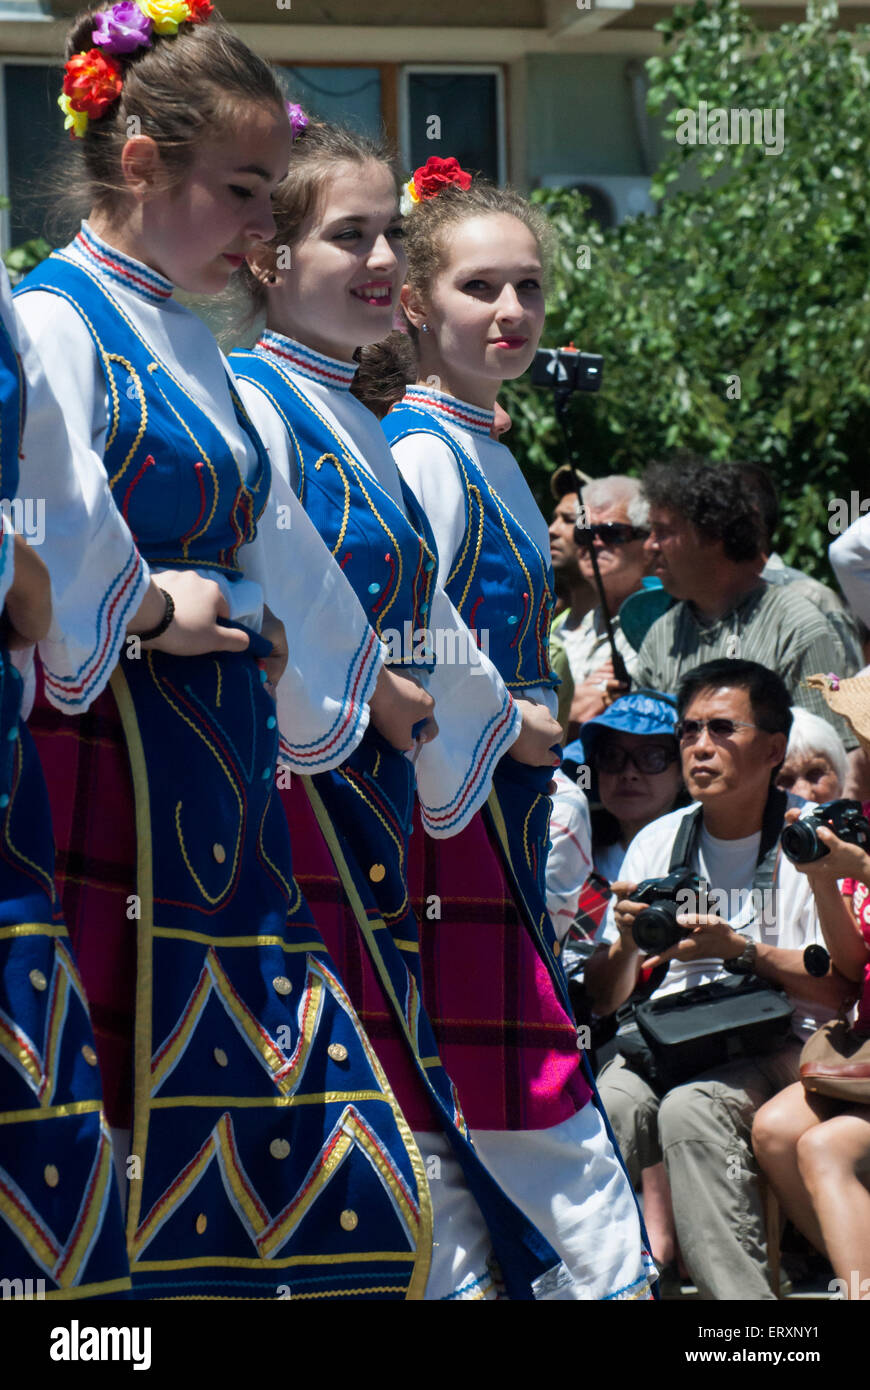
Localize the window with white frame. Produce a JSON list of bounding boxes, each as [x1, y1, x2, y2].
[[400, 66, 505, 184]]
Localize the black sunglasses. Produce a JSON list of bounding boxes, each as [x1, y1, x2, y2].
[[574, 523, 648, 547], [591, 742, 680, 775], [675, 717, 762, 742]]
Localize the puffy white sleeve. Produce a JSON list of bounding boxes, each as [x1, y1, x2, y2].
[[390, 433, 467, 589], [830, 515, 870, 628], [14, 288, 150, 712], [235, 376, 385, 774], [414, 583, 522, 837], [388, 429, 522, 832]]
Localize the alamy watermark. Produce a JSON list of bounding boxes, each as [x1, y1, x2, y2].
[[380, 622, 491, 672], [828, 491, 869, 535], [0, 497, 45, 546], [674, 101, 784, 157]]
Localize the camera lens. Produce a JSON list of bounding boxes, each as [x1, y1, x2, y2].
[[781, 819, 828, 863], [632, 902, 685, 955]]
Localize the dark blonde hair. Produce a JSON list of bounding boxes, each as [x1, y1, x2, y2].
[[53, 4, 285, 226], [354, 179, 555, 416], [235, 120, 402, 328]]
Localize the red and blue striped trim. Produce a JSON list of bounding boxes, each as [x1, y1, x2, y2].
[[277, 626, 381, 773], [419, 688, 520, 836], [43, 543, 148, 712], [256, 332, 357, 392], [401, 386, 494, 439], [74, 224, 174, 306]]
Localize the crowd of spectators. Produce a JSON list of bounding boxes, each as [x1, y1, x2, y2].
[[544, 456, 870, 1300]]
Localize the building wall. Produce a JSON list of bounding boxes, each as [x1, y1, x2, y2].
[[524, 52, 666, 185]]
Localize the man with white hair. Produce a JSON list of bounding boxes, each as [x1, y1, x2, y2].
[[561, 475, 652, 731]]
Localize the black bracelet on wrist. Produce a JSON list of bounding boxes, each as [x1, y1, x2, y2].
[[134, 588, 175, 644]]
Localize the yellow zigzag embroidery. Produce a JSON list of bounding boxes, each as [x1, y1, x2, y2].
[[131, 1106, 419, 1263], [149, 947, 325, 1098]]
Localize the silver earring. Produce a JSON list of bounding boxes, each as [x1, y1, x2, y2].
[[421, 322, 430, 334]]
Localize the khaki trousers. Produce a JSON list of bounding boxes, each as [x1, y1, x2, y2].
[[597, 1039, 803, 1300]]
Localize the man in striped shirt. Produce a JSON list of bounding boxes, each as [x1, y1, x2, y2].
[[633, 458, 863, 791]]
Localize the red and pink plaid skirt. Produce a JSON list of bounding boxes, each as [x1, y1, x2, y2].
[[278, 777, 442, 1131], [29, 665, 137, 1127], [407, 805, 590, 1132]]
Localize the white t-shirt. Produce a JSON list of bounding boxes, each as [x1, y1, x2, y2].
[[601, 799, 834, 1040]]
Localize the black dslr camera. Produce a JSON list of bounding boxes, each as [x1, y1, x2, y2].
[[629, 867, 703, 955], [530, 346, 603, 394], [780, 799, 870, 864]]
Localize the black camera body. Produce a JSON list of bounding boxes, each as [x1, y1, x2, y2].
[[530, 347, 603, 394], [780, 798, 870, 864], [629, 866, 703, 955]]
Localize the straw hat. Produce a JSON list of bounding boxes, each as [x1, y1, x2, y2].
[[806, 673, 870, 754]]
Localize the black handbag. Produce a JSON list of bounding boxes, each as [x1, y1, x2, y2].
[[616, 789, 794, 1091], [630, 975, 794, 1089]]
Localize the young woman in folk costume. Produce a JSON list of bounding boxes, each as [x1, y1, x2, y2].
[[229, 120, 577, 1299], [14, 2, 456, 1302], [0, 263, 132, 1299], [370, 158, 657, 1300]]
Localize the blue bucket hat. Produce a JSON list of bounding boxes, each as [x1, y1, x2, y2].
[[563, 689, 679, 778]]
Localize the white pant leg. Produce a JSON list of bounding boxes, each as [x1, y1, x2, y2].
[[110, 1126, 131, 1209], [472, 1105, 656, 1301], [413, 1131, 501, 1300]]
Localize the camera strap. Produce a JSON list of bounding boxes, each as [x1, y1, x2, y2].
[[667, 786, 787, 932]]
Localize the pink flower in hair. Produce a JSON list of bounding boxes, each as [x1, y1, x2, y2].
[[91, 2, 154, 54], [285, 102, 309, 142]]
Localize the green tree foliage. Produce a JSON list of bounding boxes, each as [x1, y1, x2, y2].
[[505, 0, 869, 577]]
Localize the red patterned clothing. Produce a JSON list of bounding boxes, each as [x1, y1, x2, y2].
[[408, 803, 591, 1131], [842, 881, 870, 1036]]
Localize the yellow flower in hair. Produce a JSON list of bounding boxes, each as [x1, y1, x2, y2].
[[398, 178, 421, 217], [136, 0, 193, 35], [58, 91, 89, 139]]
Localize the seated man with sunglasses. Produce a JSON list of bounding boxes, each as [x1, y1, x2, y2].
[[585, 659, 852, 1300], [558, 476, 652, 733]]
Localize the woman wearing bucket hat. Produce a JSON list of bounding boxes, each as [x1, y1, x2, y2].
[[564, 690, 687, 885]]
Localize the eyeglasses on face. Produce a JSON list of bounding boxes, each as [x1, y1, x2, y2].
[[675, 717, 761, 742], [592, 742, 679, 775], [574, 523, 648, 547]]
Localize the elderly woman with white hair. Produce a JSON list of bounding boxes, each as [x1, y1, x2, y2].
[[776, 705, 849, 803], [555, 475, 653, 732]]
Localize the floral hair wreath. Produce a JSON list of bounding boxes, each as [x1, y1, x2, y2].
[[399, 155, 472, 216], [58, 0, 215, 140]]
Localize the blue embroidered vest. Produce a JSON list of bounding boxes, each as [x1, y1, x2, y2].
[[383, 400, 558, 694], [17, 255, 270, 577], [231, 343, 438, 669]]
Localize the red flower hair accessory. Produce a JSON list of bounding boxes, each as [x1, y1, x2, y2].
[[400, 155, 472, 214], [63, 48, 124, 119]]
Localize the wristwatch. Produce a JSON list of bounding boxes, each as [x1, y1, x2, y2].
[[724, 936, 758, 976], [803, 943, 831, 978]]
